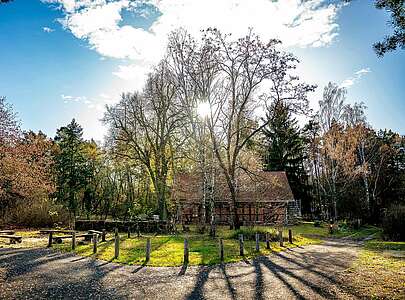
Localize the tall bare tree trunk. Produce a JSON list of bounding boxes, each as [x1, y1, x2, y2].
[[359, 141, 370, 215]]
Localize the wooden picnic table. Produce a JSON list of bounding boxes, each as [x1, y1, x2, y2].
[[0, 234, 22, 244], [52, 233, 94, 244], [88, 230, 103, 235], [42, 229, 106, 246], [39, 229, 75, 234], [41, 230, 75, 247]]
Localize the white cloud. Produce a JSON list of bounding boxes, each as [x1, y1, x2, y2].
[[355, 68, 371, 76], [112, 63, 151, 90], [47, 0, 346, 140], [61, 94, 86, 102], [61, 92, 117, 109], [340, 67, 371, 88], [44, 0, 345, 89], [43, 26, 55, 33]]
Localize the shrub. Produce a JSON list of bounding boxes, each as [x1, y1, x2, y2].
[[314, 220, 321, 227], [5, 198, 70, 228], [382, 204, 405, 241]]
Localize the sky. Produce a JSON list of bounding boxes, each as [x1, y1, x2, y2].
[[0, 0, 404, 141]]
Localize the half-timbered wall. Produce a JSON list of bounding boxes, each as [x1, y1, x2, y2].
[[178, 201, 288, 226]]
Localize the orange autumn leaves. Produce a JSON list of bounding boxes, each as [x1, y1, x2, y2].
[[0, 98, 55, 207]]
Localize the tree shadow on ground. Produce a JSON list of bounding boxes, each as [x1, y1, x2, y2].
[[219, 263, 237, 300], [186, 265, 214, 300], [253, 248, 362, 300], [0, 241, 365, 300], [0, 248, 124, 299]]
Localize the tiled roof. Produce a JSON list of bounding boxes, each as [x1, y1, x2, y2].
[[172, 170, 294, 203]]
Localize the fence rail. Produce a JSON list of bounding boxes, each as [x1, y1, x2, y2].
[[47, 227, 294, 265]]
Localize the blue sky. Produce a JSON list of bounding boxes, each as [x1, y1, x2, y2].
[[0, 0, 404, 141]]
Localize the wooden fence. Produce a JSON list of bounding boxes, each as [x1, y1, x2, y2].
[[44, 227, 294, 265]]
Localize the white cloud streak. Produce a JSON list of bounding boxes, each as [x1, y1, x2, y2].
[[61, 94, 86, 102], [42, 26, 55, 33], [340, 67, 371, 88], [61, 93, 115, 111]]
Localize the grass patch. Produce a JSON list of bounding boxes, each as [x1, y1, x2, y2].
[[53, 227, 321, 266], [341, 239, 405, 299], [332, 225, 382, 240], [365, 240, 405, 252]]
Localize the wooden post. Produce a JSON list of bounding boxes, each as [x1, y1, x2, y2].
[[101, 229, 106, 242], [288, 229, 293, 244], [146, 238, 151, 262], [265, 232, 270, 250], [219, 238, 224, 262], [279, 230, 283, 247], [184, 238, 189, 264], [72, 231, 76, 250], [137, 223, 140, 238], [239, 234, 244, 256], [93, 233, 97, 254], [114, 228, 119, 259], [47, 232, 53, 248], [127, 226, 131, 239], [255, 233, 260, 252]]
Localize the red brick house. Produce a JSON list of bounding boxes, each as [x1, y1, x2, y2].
[[172, 170, 300, 226]]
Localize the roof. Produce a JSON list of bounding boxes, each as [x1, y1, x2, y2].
[[172, 170, 294, 204]]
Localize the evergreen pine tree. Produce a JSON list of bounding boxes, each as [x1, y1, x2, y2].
[[54, 119, 91, 217], [262, 102, 310, 213]]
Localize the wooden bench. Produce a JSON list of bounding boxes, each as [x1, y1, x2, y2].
[[0, 235, 22, 244], [42, 230, 75, 247], [52, 234, 93, 244], [0, 230, 15, 235]]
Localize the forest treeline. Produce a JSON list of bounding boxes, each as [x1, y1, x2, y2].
[[0, 29, 404, 233]]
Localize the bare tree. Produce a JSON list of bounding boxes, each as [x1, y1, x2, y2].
[[104, 62, 184, 220], [315, 84, 375, 220], [167, 29, 219, 232], [169, 28, 315, 229]]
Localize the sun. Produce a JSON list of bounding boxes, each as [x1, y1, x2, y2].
[[196, 102, 211, 118]]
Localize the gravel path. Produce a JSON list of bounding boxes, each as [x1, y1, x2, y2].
[[0, 239, 361, 300]]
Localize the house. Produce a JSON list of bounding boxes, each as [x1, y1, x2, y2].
[[172, 170, 301, 226]]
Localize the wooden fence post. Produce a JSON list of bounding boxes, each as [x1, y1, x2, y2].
[[219, 238, 224, 262], [101, 229, 106, 242], [137, 223, 140, 238], [93, 233, 97, 254], [127, 226, 131, 239], [184, 238, 189, 264], [255, 233, 260, 252], [114, 228, 119, 259], [47, 232, 53, 248], [146, 238, 151, 262], [72, 231, 76, 250], [279, 230, 283, 247], [239, 234, 244, 256], [288, 229, 293, 244], [265, 232, 270, 250]]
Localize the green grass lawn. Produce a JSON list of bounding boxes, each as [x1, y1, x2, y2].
[[343, 240, 405, 299], [52, 222, 385, 266], [53, 223, 323, 266], [332, 225, 382, 240]]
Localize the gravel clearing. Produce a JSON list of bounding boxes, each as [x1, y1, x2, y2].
[[0, 239, 362, 300]]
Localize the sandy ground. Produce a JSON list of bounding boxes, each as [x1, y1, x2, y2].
[[0, 239, 363, 300]]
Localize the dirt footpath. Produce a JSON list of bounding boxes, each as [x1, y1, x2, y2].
[[0, 239, 362, 300]]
